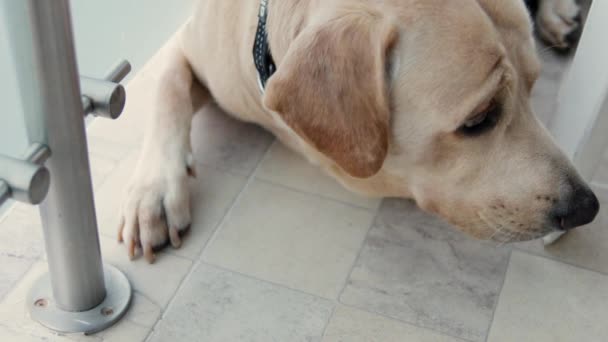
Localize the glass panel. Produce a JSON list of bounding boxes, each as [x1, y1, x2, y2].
[[1, 0, 195, 214], [71, 0, 196, 79], [0, 20, 30, 160], [0, 0, 196, 161]]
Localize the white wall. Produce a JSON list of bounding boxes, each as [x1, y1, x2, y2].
[[549, 0, 608, 181]]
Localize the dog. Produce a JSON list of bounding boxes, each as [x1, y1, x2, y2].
[[117, 0, 599, 263]]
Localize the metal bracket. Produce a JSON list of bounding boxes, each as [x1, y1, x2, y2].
[[0, 143, 51, 205], [81, 60, 131, 119], [0, 61, 130, 208]]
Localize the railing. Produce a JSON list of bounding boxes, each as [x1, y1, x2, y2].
[[0, 0, 132, 333]]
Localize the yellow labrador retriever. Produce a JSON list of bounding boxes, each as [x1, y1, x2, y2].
[[118, 0, 599, 263]]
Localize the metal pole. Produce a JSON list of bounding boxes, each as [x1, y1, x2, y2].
[[7, 0, 106, 311], [2, 0, 130, 333]]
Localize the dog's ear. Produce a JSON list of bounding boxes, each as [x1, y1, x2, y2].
[[264, 15, 397, 178]]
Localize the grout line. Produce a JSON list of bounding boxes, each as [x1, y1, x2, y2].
[[332, 202, 505, 342], [253, 177, 381, 212], [0, 258, 39, 304], [196, 140, 275, 262], [513, 247, 608, 277], [195, 160, 257, 179], [89, 152, 131, 191], [483, 248, 513, 342], [143, 260, 336, 341], [319, 304, 337, 341], [336, 201, 383, 301], [328, 201, 475, 342], [160, 165, 251, 261], [591, 182, 608, 191], [143, 138, 275, 342], [200, 258, 469, 342], [200, 261, 334, 302], [132, 289, 164, 312], [0, 200, 17, 224], [117, 317, 151, 331], [317, 202, 384, 341], [335, 301, 474, 342]]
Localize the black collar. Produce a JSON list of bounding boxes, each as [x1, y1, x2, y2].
[[253, 0, 276, 93]]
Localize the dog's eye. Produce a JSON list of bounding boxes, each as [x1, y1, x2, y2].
[[459, 100, 501, 136]]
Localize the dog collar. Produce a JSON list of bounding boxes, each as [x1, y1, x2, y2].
[[253, 0, 276, 93]]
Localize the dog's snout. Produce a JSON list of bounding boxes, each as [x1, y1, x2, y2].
[[552, 183, 600, 231]]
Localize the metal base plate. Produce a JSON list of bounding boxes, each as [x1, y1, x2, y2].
[[27, 264, 132, 335]]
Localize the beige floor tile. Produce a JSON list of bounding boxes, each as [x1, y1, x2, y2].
[[323, 305, 464, 342], [87, 135, 135, 188], [93, 151, 139, 238], [190, 104, 274, 176], [99, 236, 191, 308], [516, 185, 608, 275], [171, 165, 248, 259], [0, 204, 45, 261], [203, 180, 375, 299], [0, 324, 55, 342], [0, 255, 32, 300], [487, 251, 608, 342], [340, 199, 511, 342], [97, 320, 149, 342], [0, 324, 100, 342], [93, 150, 249, 260], [0, 262, 152, 342], [89, 154, 118, 189], [256, 142, 381, 210], [148, 263, 333, 342], [121, 292, 161, 328], [592, 151, 608, 185], [87, 136, 133, 164]]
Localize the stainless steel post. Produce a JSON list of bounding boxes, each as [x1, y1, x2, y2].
[[6, 0, 106, 311], [2, 0, 131, 334]]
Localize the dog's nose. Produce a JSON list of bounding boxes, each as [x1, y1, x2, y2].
[[553, 184, 600, 230]]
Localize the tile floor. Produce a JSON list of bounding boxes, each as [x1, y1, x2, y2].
[[1, 33, 608, 342]]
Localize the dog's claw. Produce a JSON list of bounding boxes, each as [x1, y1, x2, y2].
[[127, 239, 136, 260], [169, 227, 182, 248], [117, 217, 125, 243], [186, 154, 197, 178], [187, 165, 197, 178], [144, 244, 156, 264]]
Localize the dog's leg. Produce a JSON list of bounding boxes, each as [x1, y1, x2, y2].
[[118, 34, 210, 263], [536, 0, 582, 49]]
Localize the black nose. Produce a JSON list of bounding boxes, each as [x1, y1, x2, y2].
[[554, 185, 600, 230]]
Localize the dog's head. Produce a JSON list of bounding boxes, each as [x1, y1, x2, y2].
[[263, 0, 599, 242]]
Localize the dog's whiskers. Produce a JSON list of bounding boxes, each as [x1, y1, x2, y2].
[[478, 211, 508, 242], [498, 228, 516, 247], [478, 210, 541, 245]]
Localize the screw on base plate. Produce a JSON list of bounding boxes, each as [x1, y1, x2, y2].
[[27, 264, 131, 335]]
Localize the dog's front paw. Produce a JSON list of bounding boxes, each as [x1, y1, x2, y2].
[[118, 153, 194, 263], [536, 0, 582, 50]]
